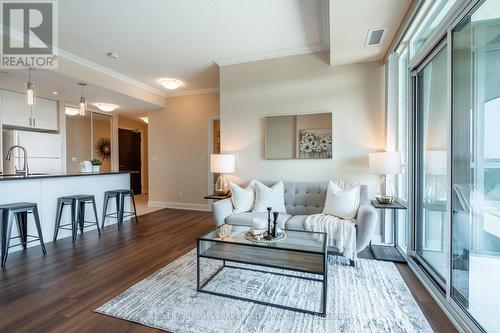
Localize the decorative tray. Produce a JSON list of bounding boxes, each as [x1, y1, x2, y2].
[[244, 231, 287, 243]]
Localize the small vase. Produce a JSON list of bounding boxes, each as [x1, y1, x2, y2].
[[92, 165, 101, 172]]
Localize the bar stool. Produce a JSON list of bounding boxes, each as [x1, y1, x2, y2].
[[102, 189, 138, 228], [1, 202, 46, 268], [53, 195, 100, 243]]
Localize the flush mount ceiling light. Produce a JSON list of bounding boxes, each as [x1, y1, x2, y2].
[[64, 107, 80, 116], [26, 68, 35, 105], [159, 78, 183, 90], [95, 103, 118, 112], [107, 51, 119, 59], [52, 91, 59, 95], [140, 117, 149, 124], [78, 82, 87, 116]]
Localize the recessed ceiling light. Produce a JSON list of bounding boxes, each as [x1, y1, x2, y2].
[[95, 103, 118, 112], [65, 107, 80, 116], [107, 52, 119, 59], [52, 91, 59, 95], [159, 78, 183, 90], [140, 117, 148, 124]]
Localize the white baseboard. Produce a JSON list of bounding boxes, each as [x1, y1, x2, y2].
[[148, 201, 211, 212]]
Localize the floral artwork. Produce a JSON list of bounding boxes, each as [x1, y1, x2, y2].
[[299, 129, 332, 159]]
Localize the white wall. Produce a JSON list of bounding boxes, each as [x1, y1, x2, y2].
[[148, 92, 219, 211], [220, 51, 386, 240], [220, 52, 385, 187]]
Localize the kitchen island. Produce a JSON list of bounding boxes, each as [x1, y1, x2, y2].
[[0, 171, 133, 253]]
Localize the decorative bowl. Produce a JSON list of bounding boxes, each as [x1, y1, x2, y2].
[[376, 195, 396, 204]]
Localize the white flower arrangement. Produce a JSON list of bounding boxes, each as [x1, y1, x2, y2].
[[299, 129, 332, 159]]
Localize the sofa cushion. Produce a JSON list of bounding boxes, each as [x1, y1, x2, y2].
[[225, 212, 291, 228], [322, 181, 360, 219], [285, 215, 308, 231], [230, 181, 255, 213], [252, 181, 287, 213]]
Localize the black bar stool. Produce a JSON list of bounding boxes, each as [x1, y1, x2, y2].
[[1, 202, 46, 268], [53, 195, 100, 243], [102, 189, 138, 228]]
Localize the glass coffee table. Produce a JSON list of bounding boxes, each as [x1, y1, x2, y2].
[[197, 225, 328, 316]]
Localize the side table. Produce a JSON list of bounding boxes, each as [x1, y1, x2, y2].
[[204, 194, 231, 201], [370, 199, 407, 263]]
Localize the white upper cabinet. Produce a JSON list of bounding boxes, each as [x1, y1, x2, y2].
[[1, 90, 31, 128], [1, 90, 59, 131], [32, 98, 58, 131]]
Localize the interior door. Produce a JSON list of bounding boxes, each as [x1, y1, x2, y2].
[[119, 128, 141, 194]]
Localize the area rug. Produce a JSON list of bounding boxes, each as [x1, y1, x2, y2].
[[96, 250, 433, 333]]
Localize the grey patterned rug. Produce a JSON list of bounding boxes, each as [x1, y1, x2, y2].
[[96, 250, 433, 333]]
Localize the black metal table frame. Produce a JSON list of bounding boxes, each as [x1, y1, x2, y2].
[[196, 238, 328, 317], [370, 199, 408, 263]]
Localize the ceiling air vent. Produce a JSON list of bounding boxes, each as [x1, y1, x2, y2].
[[365, 27, 388, 46]]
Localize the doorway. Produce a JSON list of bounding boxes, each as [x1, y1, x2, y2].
[[119, 128, 141, 194], [208, 117, 220, 195]]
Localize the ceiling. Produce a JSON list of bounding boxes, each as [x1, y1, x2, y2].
[[0, 0, 412, 115], [59, 0, 329, 95], [0, 69, 159, 115], [329, 0, 412, 66]]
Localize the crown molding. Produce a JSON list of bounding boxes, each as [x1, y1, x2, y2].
[[165, 87, 219, 97], [214, 42, 328, 67], [58, 49, 168, 97]]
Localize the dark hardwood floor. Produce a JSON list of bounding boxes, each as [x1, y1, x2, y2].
[[0, 209, 457, 333]]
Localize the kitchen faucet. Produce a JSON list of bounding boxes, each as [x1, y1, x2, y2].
[[5, 145, 29, 177]]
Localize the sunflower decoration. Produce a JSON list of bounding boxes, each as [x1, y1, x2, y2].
[[95, 137, 111, 160]]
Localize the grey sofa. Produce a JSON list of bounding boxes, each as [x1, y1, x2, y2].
[[212, 181, 377, 254]]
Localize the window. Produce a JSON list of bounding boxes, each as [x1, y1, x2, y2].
[[416, 46, 449, 283], [397, 48, 410, 251], [410, 0, 458, 58], [451, 2, 500, 331]]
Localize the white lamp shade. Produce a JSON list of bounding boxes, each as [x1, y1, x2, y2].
[[210, 154, 235, 174], [369, 151, 403, 175], [425, 150, 447, 175]]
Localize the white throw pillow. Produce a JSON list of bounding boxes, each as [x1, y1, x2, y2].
[[230, 181, 255, 213], [322, 181, 360, 219], [252, 181, 287, 213]]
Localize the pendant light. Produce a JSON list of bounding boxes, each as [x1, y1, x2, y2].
[[78, 82, 87, 116], [26, 68, 35, 105]]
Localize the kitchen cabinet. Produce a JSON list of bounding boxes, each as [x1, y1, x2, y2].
[[32, 98, 58, 131], [1, 89, 30, 128], [1, 90, 59, 131]]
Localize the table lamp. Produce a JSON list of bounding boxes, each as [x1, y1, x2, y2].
[[369, 151, 403, 204], [210, 154, 235, 195]]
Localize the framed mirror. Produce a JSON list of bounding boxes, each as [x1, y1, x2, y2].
[[264, 112, 332, 159]]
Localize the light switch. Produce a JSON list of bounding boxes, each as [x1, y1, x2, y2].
[[152, 154, 159, 162]]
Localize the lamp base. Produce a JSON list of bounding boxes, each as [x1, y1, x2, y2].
[[215, 174, 230, 196]]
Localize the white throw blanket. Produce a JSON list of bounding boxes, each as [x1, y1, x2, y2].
[[304, 214, 357, 261]]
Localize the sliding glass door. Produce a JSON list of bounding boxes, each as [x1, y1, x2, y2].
[[397, 49, 410, 253], [451, 2, 500, 331], [416, 46, 448, 284]]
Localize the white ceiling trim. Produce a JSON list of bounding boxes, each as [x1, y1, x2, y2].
[[214, 42, 328, 67], [58, 49, 168, 97], [165, 87, 219, 98], [4, 28, 169, 97]]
